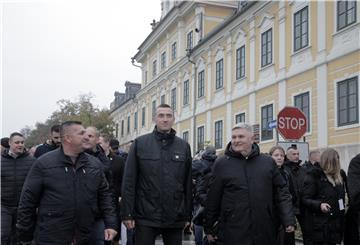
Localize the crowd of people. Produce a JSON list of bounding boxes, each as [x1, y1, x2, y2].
[[1, 103, 359, 245]]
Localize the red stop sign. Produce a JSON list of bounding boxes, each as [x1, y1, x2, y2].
[[277, 106, 307, 140]]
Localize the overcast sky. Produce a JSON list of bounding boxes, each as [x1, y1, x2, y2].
[[1, 0, 161, 137]]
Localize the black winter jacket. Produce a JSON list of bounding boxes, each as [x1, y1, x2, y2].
[[205, 143, 294, 245], [34, 141, 58, 158], [283, 160, 307, 215], [301, 167, 345, 243], [16, 147, 118, 244], [121, 127, 192, 228], [1, 151, 34, 207], [192, 151, 217, 206], [348, 153, 360, 211]]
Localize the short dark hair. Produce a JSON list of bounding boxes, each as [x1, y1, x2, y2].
[[9, 132, 24, 140], [60, 121, 82, 137], [287, 145, 298, 151], [157, 104, 172, 110], [50, 124, 61, 133], [109, 138, 120, 150], [1, 137, 10, 148]]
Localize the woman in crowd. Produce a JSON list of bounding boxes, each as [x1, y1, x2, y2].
[[301, 148, 346, 245], [269, 146, 296, 245]]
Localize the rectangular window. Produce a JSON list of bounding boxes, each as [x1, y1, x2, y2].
[[115, 123, 119, 138], [171, 88, 177, 111], [182, 131, 189, 143], [183, 80, 189, 105], [127, 116, 130, 134], [198, 70, 205, 98], [294, 6, 308, 52], [134, 111, 138, 131], [161, 51, 166, 70], [197, 126, 205, 151], [261, 104, 273, 141], [152, 100, 156, 120], [337, 1, 357, 31], [214, 120, 223, 149], [144, 71, 148, 83], [152, 60, 157, 77], [121, 120, 124, 137], [187, 31, 193, 50], [215, 59, 224, 90], [235, 113, 246, 124], [161, 95, 165, 104], [236, 45, 246, 79], [171, 42, 177, 61], [141, 107, 146, 127], [294, 92, 310, 132], [337, 77, 359, 126], [261, 29, 272, 67]]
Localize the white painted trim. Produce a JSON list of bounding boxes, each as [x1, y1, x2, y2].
[[316, 64, 328, 148], [259, 26, 274, 70], [258, 101, 276, 143], [206, 111, 212, 142], [213, 117, 225, 150], [333, 72, 360, 130], [249, 92, 256, 124], [317, 1, 326, 52], [278, 80, 286, 110], [234, 110, 247, 124], [333, 0, 360, 34], [291, 89, 313, 136], [291, 2, 311, 54]]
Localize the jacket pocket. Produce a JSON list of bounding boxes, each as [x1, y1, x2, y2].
[[138, 152, 160, 176], [172, 152, 186, 162]]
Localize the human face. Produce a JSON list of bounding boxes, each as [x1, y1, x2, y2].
[[155, 107, 175, 133], [310, 152, 320, 164], [50, 131, 61, 146], [9, 135, 25, 155], [83, 128, 99, 151], [64, 124, 86, 154], [272, 149, 285, 167], [99, 137, 110, 153], [287, 148, 300, 162], [231, 128, 254, 156]]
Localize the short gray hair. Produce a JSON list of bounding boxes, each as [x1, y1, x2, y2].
[[232, 123, 253, 134]]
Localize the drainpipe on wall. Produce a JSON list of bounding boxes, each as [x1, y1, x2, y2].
[[186, 48, 197, 155]]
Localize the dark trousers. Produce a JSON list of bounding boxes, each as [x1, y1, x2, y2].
[[276, 227, 295, 245], [135, 225, 183, 245], [296, 214, 313, 245], [89, 219, 111, 245], [1, 206, 17, 245]]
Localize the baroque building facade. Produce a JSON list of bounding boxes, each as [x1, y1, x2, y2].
[[110, 0, 360, 169]]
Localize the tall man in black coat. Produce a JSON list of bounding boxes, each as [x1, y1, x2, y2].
[[346, 153, 360, 245], [1, 132, 34, 245], [16, 121, 118, 245], [205, 123, 294, 245], [121, 104, 193, 245]]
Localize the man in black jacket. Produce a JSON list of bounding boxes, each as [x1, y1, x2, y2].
[[1, 132, 34, 245], [33, 124, 61, 158], [205, 123, 294, 245], [16, 121, 118, 245], [346, 153, 360, 244], [121, 104, 192, 245], [284, 146, 308, 244]]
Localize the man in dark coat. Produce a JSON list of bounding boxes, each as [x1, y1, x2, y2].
[[346, 153, 360, 245], [33, 124, 61, 158], [84, 126, 117, 245], [283, 146, 308, 244], [16, 121, 118, 245], [302, 149, 320, 171], [1, 132, 34, 245], [99, 135, 125, 245], [205, 123, 294, 245], [121, 104, 192, 245]]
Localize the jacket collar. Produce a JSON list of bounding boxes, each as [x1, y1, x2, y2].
[[59, 146, 88, 169], [153, 126, 176, 141], [224, 142, 260, 160], [2, 149, 28, 159]]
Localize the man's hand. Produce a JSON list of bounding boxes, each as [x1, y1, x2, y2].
[[207, 234, 217, 242], [123, 219, 135, 230], [320, 203, 331, 213], [104, 228, 117, 241], [285, 225, 295, 233]]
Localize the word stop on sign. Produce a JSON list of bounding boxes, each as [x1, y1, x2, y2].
[[278, 117, 306, 130]]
